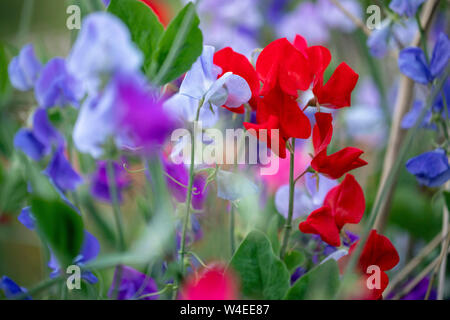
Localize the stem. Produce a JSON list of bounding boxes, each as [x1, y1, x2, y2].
[[16, 0, 34, 43], [176, 103, 202, 297], [13, 277, 63, 300], [106, 160, 125, 251], [230, 205, 236, 256], [280, 138, 296, 259], [329, 0, 370, 36]]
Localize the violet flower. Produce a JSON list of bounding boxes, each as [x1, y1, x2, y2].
[[8, 44, 42, 91], [91, 160, 130, 203], [43, 147, 83, 193], [406, 148, 450, 188], [0, 276, 31, 300], [108, 266, 159, 300]]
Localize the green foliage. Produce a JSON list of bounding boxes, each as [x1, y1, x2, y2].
[[0, 42, 10, 99], [108, 0, 164, 71], [31, 197, 84, 268], [149, 2, 203, 85], [229, 230, 290, 300], [285, 260, 340, 300], [284, 250, 306, 272]]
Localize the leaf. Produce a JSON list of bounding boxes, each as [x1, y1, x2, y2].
[[284, 250, 306, 272], [108, 0, 164, 71], [443, 191, 450, 212], [31, 197, 84, 268], [229, 230, 290, 300], [149, 2, 203, 85], [285, 260, 340, 300]]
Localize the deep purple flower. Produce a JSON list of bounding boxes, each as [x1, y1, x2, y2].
[[163, 159, 208, 210], [406, 148, 450, 187], [290, 267, 307, 285], [14, 108, 63, 161], [0, 276, 31, 300], [43, 147, 83, 193], [399, 33, 450, 84], [91, 160, 130, 203], [8, 44, 42, 91], [35, 58, 83, 108], [48, 231, 100, 284], [386, 276, 437, 300], [389, 0, 425, 17], [108, 266, 159, 300]]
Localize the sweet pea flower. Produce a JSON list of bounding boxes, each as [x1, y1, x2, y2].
[[43, 147, 83, 193], [108, 266, 159, 300], [48, 231, 100, 284], [14, 108, 63, 161], [74, 72, 174, 158], [163, 158, 208, 210], [8, 44, 42, 91], [67, 12, 142, 94], [299, 174, 365, 247], [310, 113, 367, 179], [18, 207, 35, 230], [0, 276, 31, 300], [163, 45, 252, 128], [180, 264, 239, 300], [389, 0, 425, 17], [275, 173, 338, 220], [406, 148, 450, 187], [35, 58, 83, 108], [340, 230, 399, 300], [399, 33, 450, 84], [91, 160, 130, 203]]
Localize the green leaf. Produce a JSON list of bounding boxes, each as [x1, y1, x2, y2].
[[149, 2, 203, 85], [31, 197, 84, 268], [443, 191, 450, 212], [108, 0, 164, 71], [229, 230, 290, 300], [284, 250, 305, 272], [285, 260, 340, 300]]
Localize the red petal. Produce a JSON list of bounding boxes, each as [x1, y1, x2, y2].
[[312, 112, 333, 154], [293, 34, 308, 58], [351, 230, 400, 272], [256, 38, 312, 97], [324, 174, 365, 229], [307, 45, 331, 87], [214, 47, 260, 111], [314, 62, 359, 109], [244, 115, 287, 159], [299, 206, 341, 247], [311, 147, 368, 179]]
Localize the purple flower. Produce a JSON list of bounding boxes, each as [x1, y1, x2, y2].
[[91, 160, 130, 203], [67, 12, 142, 94], [317, 0, 362, 33], [0, 276, 31, 300], [43, 147, 83, 193], [108, 266, 159, 300], [35, 58, 83, 108], [8, 44, 42, 91], [367, 21, 391, 59], [73, 72, 173, 158], [48, 231, 100, 284], [399, 33, 450, 84], [14, 108, 63, 161], [387, 276, 436, 300], [290, 267, 306, 285], [401, 101, 434, 130], [163, 159, 208, 210], [389, 0, 425, 17], [406, 148, 450, 187], [102, 0, 111, 6], [163, 45, 252, 128], [18, 207, 35, 230]]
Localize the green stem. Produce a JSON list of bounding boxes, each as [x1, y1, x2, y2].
[[230, 205, 236, 256], [176, 102, 202, 298], [415, 12, 430, 63], [280, 138, 296, 259], [16, 0, 34, 43], [13, 277, 63, 300], [106, 160, 126, 251]]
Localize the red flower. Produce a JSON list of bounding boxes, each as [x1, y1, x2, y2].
[[299, 174, 365, 247], [180, 264, 239, 300], [341, 230, 400, 300], [310, 112, 367, 179], [214, 47, 260, 114], [256, 38, 311, 97], [293, 35, 359, 109]]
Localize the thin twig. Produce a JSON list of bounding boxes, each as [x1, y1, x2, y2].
[[329, 0, 371, 36]]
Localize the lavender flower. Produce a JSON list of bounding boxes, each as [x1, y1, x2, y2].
[[43, 147, 83, 193], [406, 148, 450, 188], [0, 276, 31, 300], [8, 44, 42, 91], [389, 0, 426, 18]]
